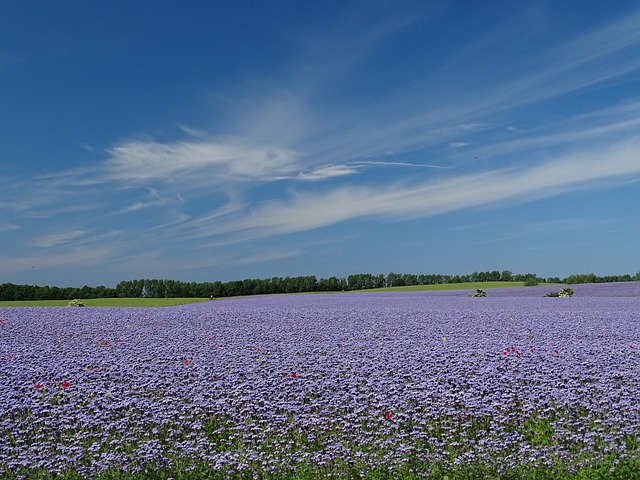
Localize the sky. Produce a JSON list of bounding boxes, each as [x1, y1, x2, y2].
[[2, 1, 640, 288]]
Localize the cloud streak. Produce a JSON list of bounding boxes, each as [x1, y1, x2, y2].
[[199, 138, 640, 239], [105, 138, 300, 184], [31, 229, 89, 248]]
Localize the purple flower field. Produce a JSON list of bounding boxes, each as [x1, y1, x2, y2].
[[1, 283, 639, 478]]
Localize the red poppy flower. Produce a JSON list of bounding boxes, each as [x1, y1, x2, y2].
[[183, 359, 189, 364], [34, 383, 43, 389], [555, 349, 560, 355], [385, 412, 391, 419], [61, 381, 70, 388], [291, 372, 297, 378]]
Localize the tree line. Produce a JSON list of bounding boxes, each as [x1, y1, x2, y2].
[[1, 270, 638, 301]]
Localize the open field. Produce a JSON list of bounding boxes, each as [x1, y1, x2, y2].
[[1, 282, 639, 479], [367, 281, 536, 292], [0, 297, 211, 308], [0, 282, 558, 307]]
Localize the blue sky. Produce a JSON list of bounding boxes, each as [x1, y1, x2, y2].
[[2, 1, 640, 287]]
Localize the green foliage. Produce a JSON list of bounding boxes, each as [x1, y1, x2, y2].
[[348, 273, 386, 290], [564, 273, 633, 284], [67, 299, 85, 307], [500, 270, 513, 281], [546, 287, 574, 298], [524, 277, 539, 286], [0, 283, 116, 301], [564, 273, 598, 284], [4, 449, 638, 479], [469, 288, 486, 297]]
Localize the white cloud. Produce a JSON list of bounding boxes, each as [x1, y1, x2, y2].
[[105, 138, 300, 183], [298, 164, 359, 181], [205, 138, 640, 239], [354, 161, 449, 169], [31, 229, 89, 248], [0, 246, 117, 275], [233, 249, 302, 266], [116, 188, 185, 214]]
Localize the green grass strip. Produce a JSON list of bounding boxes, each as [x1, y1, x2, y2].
[[0, 297, 211, 307]]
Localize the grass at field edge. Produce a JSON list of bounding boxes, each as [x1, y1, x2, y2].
[[4, 457, 639, 480], [0, 297, 211, 307]]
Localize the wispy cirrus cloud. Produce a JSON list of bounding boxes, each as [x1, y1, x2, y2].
[[189, 138, 640, 240], [298, 164, 359, 181], [468, 218, 614, 246], [105, 138, 300, 184], [116, 188, 185, 214], [0, 246, 118, 275], [31, 229, 89, 248]]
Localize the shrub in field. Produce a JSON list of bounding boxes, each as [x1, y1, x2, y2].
[[468, 288, 486, 297], [67, 299, 84, 307], [546, 287, 575, 297]]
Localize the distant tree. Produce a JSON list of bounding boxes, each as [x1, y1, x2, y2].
[[0, 284, 16, 301], [224, 280, 244, 296], [79, 285, 93, 298], [317, 276, 338, 291], [387, 272, 404, 287], [300, 276, 318, 292], [373, 274, 386, 288], [418, 274, 443, 285], [402, 274, 418, 286], [500, 270, 513, 282], [348, 274, 368, 290], [283, 276, 307, 293], [208, 281, 224, 297], [116, 280, 144, 298], [563, 273, 598, 284]]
